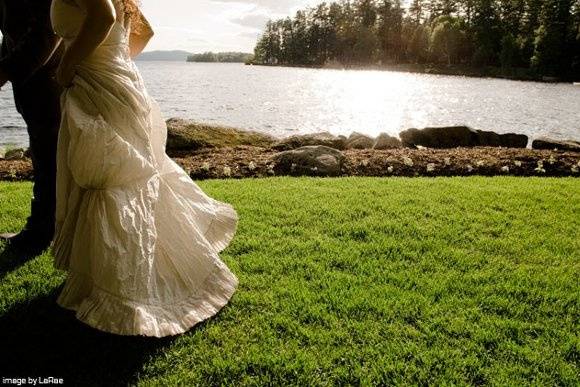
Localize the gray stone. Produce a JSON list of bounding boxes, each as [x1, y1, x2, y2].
[[400, 126, 529, 149], [475, 130, 502, 147], [345, 132, 375, 149], [476, 130, 528, 148], [272, 146, 344, 177], [272, 132, 346, 151], [373, 133, 402, 149], [400, 126, 477, 148], [498, 133, 528, 148], [532, 137, 580, 152]]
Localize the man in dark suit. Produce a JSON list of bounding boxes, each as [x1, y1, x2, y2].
[[0, 0, 63, 253]]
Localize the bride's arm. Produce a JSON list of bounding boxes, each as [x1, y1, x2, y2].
[[56, 0, 117, 87], [129, 11, 154, 59]]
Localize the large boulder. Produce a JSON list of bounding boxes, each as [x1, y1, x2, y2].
[[400, 126, 529, 148], [345, 132, 375, 149], [475, 130, 502, 147], [476, 130, 528, 148], [400, 126, 477, 148], [532, 137, 580, 152], [498, 133, 528, 148], [166, 118, 276, 151], [272, 132, 346, 151], [271, 146, 344, 177], [374, 133, 403, 149]]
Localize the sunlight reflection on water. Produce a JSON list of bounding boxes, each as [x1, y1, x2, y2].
[[1, 62, 579, 146]]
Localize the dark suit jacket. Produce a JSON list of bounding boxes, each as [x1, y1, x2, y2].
[[0, 0, 62, 83]]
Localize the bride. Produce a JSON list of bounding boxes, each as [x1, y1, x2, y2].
[[50, 0, 239, 337]]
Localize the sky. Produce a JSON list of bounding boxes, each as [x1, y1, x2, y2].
[[140, 0, 324, 53]]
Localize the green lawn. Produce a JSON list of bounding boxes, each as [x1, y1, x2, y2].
[[0, 177, 578, 386]]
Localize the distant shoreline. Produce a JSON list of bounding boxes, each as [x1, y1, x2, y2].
[[248, 62, 576, 84], [135, 57, 576, 83]]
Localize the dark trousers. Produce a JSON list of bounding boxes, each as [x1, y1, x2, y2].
[[12, 67, 61, 238]]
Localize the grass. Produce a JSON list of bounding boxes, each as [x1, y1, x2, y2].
[[0, 177, 578, 386]]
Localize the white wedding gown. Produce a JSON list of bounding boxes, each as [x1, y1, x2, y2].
[[50, 0, 239, 337]]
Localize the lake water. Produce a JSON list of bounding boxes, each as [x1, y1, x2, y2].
[[1, 62, 579, 147]]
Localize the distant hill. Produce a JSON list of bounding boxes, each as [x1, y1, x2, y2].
[[136, 50, 192, 62], [187, 52, 254, 63]]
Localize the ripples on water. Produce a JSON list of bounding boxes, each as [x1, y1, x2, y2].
[[2, 62, 579, 147]]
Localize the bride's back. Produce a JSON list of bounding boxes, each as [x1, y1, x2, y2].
[[51, 0, 130, 50]]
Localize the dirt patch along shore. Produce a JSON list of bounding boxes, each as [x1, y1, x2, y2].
[[3, 147, 577, 182], [3, 120, 578, 181], [176, 147, 580, 179]]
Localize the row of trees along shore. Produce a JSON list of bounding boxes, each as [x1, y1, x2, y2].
[[252, 0, 580, 80], [187, 52, 254, 63]]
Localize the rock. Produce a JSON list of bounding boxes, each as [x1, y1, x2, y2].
[[271, 146, 344, 177], [4, 148, 26, 160], [373, 133, 402, 149], [345, 132, 375, 149], [476, 130, 528, 148], [272, 132, 346, 151], [532, 137, 580, 152], [475, 130, 502, 147], [400, 126, 528, 149], [498, 133, 528, 148], [400, 126, 477, 148], [166, 118, 276, 151]]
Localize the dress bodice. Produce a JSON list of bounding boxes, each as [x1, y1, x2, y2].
[[51, 0, 129, 53], [50, 0, 151, 149]]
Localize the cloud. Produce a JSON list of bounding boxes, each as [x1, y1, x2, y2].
[[238, 31, 262, 39], [211, 0, 318, 14], [230, 13, 271, 30], [139, 0, 324, 52]]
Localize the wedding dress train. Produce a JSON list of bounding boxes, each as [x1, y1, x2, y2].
[[50, 0, 239, 337]]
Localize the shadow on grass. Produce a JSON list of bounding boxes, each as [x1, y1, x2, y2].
[[0, 243, 43, 280], [0, 288, 177, 385], [0, 246, 177, 385]]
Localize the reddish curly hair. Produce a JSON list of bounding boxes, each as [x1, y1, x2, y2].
[[121, 0, 141, 28]]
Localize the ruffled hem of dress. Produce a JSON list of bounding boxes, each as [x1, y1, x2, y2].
[[57, 261, 239, 337], [204, 201, 239, 254]]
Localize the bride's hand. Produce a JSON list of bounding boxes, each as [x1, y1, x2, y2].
[[56, 59, 77, 88]]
